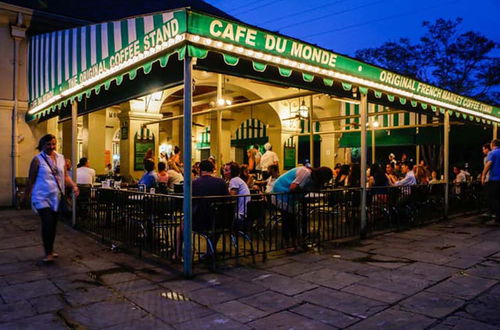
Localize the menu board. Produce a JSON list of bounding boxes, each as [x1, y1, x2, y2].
[[284, 147, 296, 170], [134, 137, 155, 171]]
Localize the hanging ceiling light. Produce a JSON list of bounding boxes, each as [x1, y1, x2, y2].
[[298, 100, 309, 119]]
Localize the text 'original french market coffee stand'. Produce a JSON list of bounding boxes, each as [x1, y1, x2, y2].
[[26, 8, 500, 276]]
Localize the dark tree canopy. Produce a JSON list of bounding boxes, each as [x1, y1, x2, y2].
[[355, 18, 499, 105]]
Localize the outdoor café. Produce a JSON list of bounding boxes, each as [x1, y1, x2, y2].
[[26, 8, 500, 275]]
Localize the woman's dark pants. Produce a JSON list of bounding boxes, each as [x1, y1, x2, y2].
[[38, 208, 58, 255]]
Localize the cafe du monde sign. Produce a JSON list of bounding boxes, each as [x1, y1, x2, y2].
[[190, 11, 495, 117]]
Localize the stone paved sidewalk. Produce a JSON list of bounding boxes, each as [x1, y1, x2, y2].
[[0, 209, 499, 329]]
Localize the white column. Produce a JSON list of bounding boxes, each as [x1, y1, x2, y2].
[[444, 111, 450, 218], [71, 101, 78, 227]]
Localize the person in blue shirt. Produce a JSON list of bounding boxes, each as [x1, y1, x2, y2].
[[482, 139, 500, 222], [138, 158, 158, 190], [272, 166, 333, 253], [394, 163, 417, 186]]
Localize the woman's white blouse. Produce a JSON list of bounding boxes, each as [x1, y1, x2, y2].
[[31, 152, 66, 212]]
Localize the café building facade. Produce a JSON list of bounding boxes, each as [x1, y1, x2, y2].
[[1, 2, 498, 210]]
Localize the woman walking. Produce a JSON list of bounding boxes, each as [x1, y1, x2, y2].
[[27, 134, 79, 263]]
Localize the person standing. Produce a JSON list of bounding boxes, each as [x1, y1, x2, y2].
[[272, 166, 333, 252], [260, 143, 279, 180], [247, 144, 259, 173], [482, 139, 500, 223], [482, 143, 492, 218], [27, 134, 79, 263]]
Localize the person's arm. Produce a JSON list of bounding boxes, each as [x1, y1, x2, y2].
[[273, 153, 279, 166], [64, 166, 79, 197], [482, 161, 492, 185], [395, 175, 411, 186], [290, 168, 310, 191], [26, 157, 40, 196]]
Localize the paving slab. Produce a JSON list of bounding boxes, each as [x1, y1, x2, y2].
[[269, 260, 323, 276], [466, 261, 500, 280], [341, 283, 406, 304], [0, 300, 36, 323], [248, 311, 336, 329], [186, 280, 265, 306], [295, 287, 388, 319], [347, 308, 435, 330], [126, 289, 213, 324], [296, 268, 365, 289], [29, 294, 67, 314], [176, 312, 251, 329], [460, 285, 500, 326], [238, 291, 301, 313], [0, 313, 68, 330], [250, 272, 318, 296], [63, 286, 117, 307], [104, 316, 174, 330], [398, 291, 466, 318], [212, 300, 270, 323], [431, 315, 499, 330], [60, 300, 147, 329], [0, 279, 60, 303], [291, 303, 360, 328], [426, 274, 496, 300]]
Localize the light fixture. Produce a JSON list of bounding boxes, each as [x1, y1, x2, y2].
[[372, 120, 380, 128], [298, 100, 309, 118]]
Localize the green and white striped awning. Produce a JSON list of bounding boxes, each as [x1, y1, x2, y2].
[[28, 9, 187, 120], [27, 8, 500, 124]]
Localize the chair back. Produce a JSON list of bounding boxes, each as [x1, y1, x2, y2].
[[157, 182, 168, 194], [210, 200, 237, 230], [174, 183, 184, 194]]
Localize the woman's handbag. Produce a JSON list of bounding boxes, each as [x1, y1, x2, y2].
[[41, 154, 73, 218]]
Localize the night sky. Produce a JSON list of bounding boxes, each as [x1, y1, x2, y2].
[[205, 0, 499, 57]]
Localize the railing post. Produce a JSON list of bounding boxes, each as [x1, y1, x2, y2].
[[183, 55, 193, 277], [360, 93, 368, 237], [444, 110, 450, 219], [71, 101, 78, 227]]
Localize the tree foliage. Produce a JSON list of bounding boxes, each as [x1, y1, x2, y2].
[[355, 18, 499, 104]]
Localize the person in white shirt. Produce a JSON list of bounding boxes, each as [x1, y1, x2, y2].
[[453, 166, 470, 183], [76, 157, 96, 185], [223, 162, 251, 220], [166, 160, 184, 190], [395, 163, 417, 186], [265, 164, 280, 193], [260, 143, 279, 179]]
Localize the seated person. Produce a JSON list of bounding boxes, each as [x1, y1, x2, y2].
[[138, 158, 158, 190], [174, 160, 228, 260], [76, 157, 96, 185], [157, 161, 169, 183], [224, 162, 250, 220], [167, 160, 184, 190]]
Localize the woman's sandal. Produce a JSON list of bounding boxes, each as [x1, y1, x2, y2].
[[171, 254, 182, 264], [42, 255, 55, 263]]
